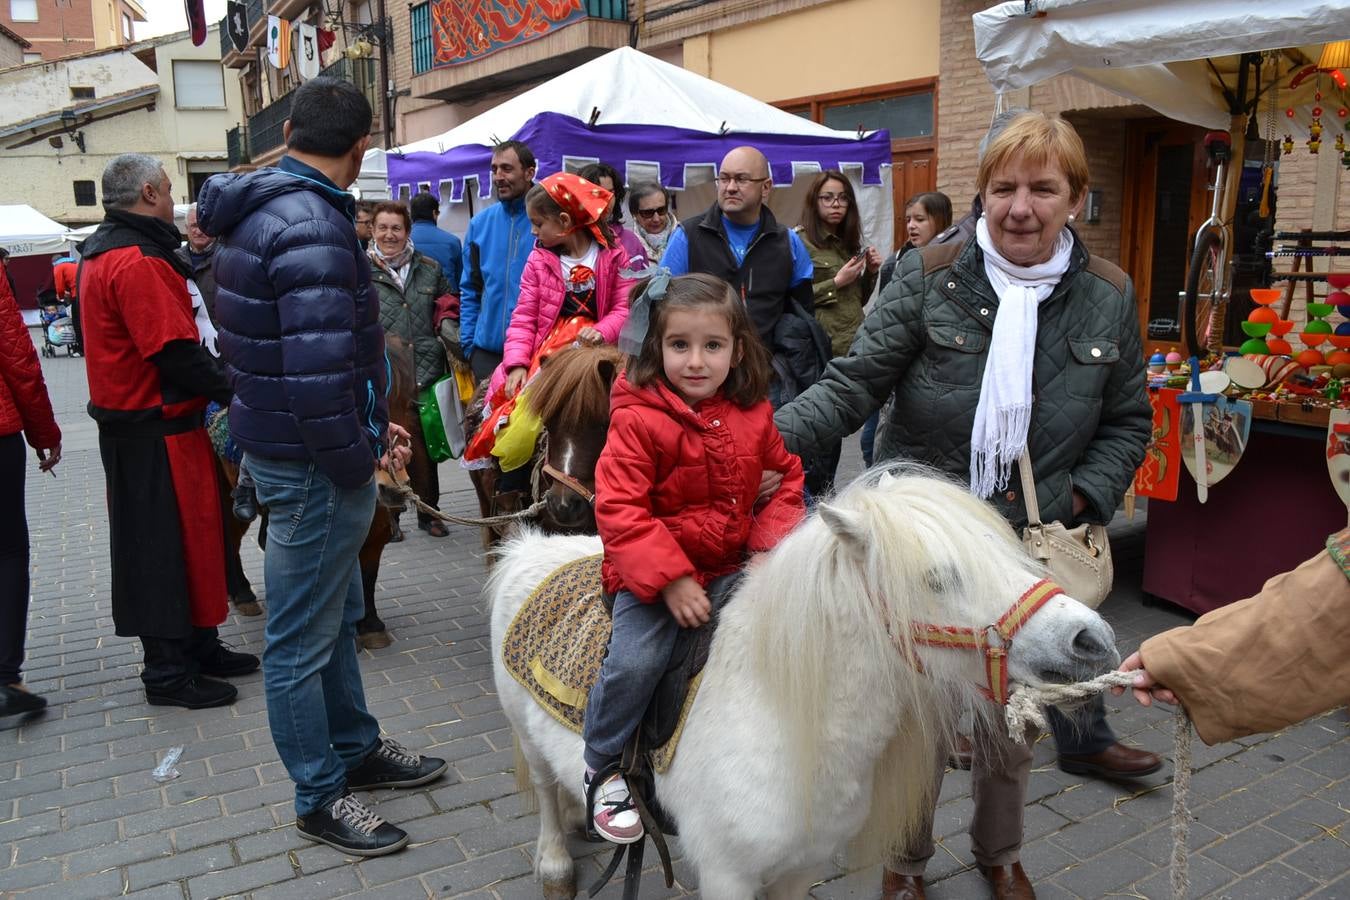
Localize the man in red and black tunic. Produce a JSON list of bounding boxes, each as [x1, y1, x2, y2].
[[78, 153, 258, 709]]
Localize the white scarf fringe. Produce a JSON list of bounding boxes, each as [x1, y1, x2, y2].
[[969, 218, 1074, 499]]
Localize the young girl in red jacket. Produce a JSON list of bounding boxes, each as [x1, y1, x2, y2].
[[582, 272, 805, 844], [486, 172, 633, 402]]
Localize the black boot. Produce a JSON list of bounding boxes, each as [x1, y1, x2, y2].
[[197, 640, 260, 678], [145, 676, 237, 709], [232, 483, 258, 523], [346, 738, 448, 790]]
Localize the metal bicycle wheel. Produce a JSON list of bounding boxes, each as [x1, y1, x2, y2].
[[1181, 226, 1224, 358]]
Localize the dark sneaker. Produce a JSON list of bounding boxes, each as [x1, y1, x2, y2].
[[346, 738, 448, 790], [0, 684, 48, 716], [198, 640, 260, 678], [296, 792, 409, 857], [146, 676, 237, 709]]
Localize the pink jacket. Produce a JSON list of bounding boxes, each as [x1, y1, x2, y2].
[[489, 243, 633, 397]]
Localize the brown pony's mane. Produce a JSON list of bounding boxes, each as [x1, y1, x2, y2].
[[523, 344, 624, 428], [383, 335, 417, 428]]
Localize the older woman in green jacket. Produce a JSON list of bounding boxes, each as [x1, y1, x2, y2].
[[776, 112, 1154, 900], [369, 201, 454, 538]]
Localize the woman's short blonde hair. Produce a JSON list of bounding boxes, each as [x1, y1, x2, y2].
[[975, 112, 1090, 203]]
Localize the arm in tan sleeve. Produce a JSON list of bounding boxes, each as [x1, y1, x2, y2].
[[1141, 548, 1350, 745]]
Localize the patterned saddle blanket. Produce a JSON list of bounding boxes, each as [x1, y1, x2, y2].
[[501, 554, 704, 773]]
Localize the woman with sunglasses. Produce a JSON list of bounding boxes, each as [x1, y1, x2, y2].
[[627, 182, 676, 263]]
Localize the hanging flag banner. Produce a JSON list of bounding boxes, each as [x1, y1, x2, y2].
[[267, 15, 291, 70], [296, 22, 320, 80], [184, 0, 207, 46], [225, 0, 248, 52]]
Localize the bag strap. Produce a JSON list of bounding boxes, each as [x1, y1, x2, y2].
[[1018, 448, 1044, 528]]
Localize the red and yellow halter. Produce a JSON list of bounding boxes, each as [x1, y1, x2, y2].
[[904, 579, 1064, 705]]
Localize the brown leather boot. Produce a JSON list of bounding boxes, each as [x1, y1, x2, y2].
[[978, 862, 1035, 900], [881, 869, 926, 900], [1058, 741, 1164, 779]]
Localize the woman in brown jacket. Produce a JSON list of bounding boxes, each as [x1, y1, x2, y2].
[[1118, 528, 1350, 744]]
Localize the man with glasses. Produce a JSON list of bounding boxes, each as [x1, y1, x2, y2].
[[627, 182, 676, 261], [660, 146, 821, 407]]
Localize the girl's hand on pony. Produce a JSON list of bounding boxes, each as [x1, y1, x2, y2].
[[505, 367, 528, 397], [1113, 651, 1179, 707], [662, 576, 711, 628], [578, 326, 603, 344]]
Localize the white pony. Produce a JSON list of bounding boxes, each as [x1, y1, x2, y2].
[[487, 466, 1119, 899]]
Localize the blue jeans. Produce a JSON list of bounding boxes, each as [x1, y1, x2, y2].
[[860, 411, 880, 468], [246, 455, 382, 816], [582, 574, 738, 771]]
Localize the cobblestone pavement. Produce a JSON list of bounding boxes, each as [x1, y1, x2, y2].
[[2, 328, 1347, 899]]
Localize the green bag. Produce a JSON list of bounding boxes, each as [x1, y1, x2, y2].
[[418, 374, 466, 463]]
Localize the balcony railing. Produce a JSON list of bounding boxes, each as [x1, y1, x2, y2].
[[227, 125, 251, 169], [410, 0, 628, 75], [247, 58, 379, 161]]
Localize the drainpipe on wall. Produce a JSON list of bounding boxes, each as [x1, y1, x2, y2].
[[376, 0, 394, 147]]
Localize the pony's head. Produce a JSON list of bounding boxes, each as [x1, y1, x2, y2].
[[746, 463, 1117, 861], [522, 344, 624, 531]]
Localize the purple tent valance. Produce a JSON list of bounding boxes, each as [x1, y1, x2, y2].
[[385, 111, 892, 202]]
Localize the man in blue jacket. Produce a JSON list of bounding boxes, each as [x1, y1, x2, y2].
[[199, 76, 446, 858], [459, 139, 535, 382], [409, 191, 462, 289]]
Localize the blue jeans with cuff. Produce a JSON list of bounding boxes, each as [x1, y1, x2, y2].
[[246, 454, 382, 816]]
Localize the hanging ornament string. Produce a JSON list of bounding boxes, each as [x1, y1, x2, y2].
[[1261, 51, 1278, 218]]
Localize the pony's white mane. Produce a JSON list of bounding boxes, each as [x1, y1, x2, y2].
[[744, 463, 1041, 865]]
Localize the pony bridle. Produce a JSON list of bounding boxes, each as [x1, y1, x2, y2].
[[904, 579, 1064, 705], [541, 461, 595, 505]]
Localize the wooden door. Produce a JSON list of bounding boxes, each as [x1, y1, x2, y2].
[[1121, 120, 1209, 357], [892, 148, 936, 253]]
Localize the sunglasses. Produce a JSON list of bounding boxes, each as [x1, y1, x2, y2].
[[636, 206, 668, 219]]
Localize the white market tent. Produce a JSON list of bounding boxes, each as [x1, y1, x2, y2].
[[0, 205, 71, 257], [973, 0, 1350, 130], [364, 47, 896, 253]]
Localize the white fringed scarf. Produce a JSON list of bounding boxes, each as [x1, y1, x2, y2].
[[969, 217, 1074, 499]]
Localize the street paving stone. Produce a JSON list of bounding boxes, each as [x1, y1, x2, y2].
[[1, 330, 1347, 898]]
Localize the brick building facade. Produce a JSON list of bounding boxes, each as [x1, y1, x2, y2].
[[0, 0, 145, 62]]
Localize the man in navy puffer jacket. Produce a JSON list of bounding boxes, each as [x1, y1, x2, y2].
[[198, 77, 446, 858]]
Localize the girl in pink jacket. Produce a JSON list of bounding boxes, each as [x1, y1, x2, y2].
[[489, 172, 634, 400]]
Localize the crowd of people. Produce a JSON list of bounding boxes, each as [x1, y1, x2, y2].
[[0, 73, 1346, 896]]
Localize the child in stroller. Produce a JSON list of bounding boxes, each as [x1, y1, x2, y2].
[[38, 290, 78, 358]]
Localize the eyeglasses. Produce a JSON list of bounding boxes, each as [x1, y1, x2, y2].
[[817, 193, 850, 207], [636, 206, 668, 219], [716, 174, 769, 188]]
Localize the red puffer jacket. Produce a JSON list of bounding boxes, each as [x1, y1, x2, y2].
[[596, 373, 804, 601], [0, 286, 60, 447]]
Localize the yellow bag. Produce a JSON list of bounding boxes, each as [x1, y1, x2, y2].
[[454, 362, 476, 405], [491, 396, 544, 472]]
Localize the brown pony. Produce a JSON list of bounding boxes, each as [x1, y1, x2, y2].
[[466, 344, 623, 550], [216, 335, 420, 650]]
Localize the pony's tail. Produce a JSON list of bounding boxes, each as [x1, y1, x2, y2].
[[511, 732, 539, 815]]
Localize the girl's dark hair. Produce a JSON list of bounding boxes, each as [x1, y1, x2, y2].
[[578, 162, 625, 225], [372, 200, 412, 233], [905, 191, 953, 233], [525, 182, 617, 247], [800, 170, 862, 253], [626, 273, 771, 408]]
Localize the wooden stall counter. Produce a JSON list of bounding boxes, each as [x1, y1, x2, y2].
[[1143, 419, 1347, 615]]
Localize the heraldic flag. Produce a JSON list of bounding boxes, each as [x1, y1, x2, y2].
[[267, 15, 291, 69], [297, 22, 320, 80]]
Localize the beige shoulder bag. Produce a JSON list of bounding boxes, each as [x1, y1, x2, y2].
[[1018, 450, 1113, 609]]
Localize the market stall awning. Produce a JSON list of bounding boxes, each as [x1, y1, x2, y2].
[[0, 204, 70, 257], [973, 0, 1350, 128]]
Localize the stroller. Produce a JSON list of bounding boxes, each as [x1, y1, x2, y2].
[[39, 293, 78, 358]]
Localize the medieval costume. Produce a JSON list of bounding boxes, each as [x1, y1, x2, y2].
[[78, 209, 252, 703]]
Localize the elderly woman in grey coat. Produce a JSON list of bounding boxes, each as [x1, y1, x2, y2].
[[775, 112, 1154, 900]]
